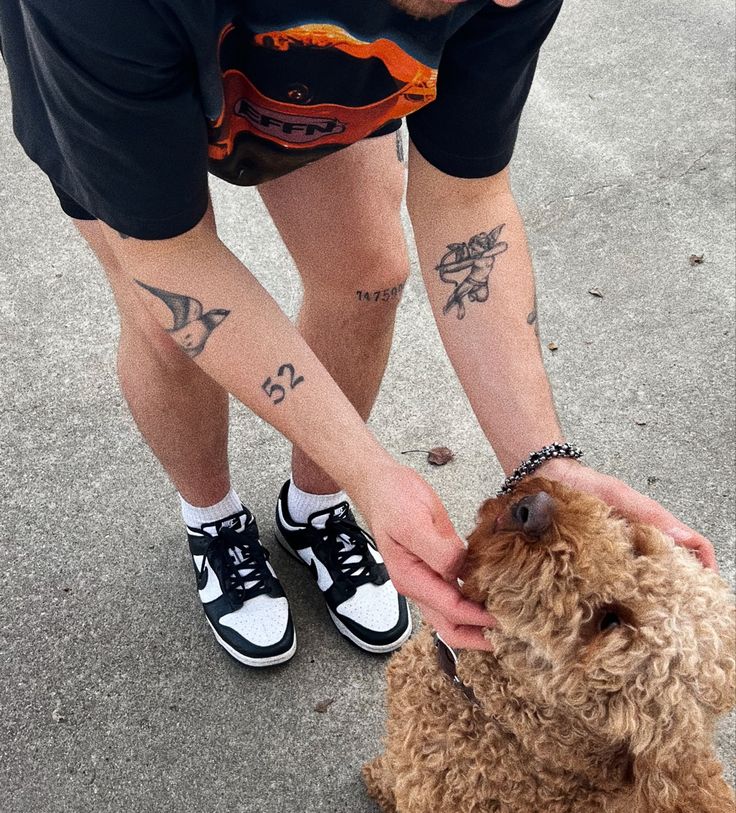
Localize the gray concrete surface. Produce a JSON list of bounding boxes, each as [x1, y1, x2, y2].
[[1, 1, 734, 811]]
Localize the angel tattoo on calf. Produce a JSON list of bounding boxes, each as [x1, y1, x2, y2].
[[435, 224, 509, 320], [136, 281, 230, 357]]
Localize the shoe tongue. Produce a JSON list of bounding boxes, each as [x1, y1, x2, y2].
[[200, 512, 245, 538], [227, 544, 260, 589], [308, 502, 349, 529], [309, 504, 370, 576]]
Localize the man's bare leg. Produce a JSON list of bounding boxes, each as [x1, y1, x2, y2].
[[258, 132, 409, 495], [75, 127, 408, 505], [73, 205, 231, 507]]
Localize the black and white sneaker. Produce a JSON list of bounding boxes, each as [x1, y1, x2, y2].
[[274, 481, 412, 653], [186, 506, 296, 667]]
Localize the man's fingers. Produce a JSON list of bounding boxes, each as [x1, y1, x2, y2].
[[383, 537, 495, 628], [601, 477, 718, 571], [667, 528, 718, 570], [411, 568, 495, 627], [602, 478, 676, 526], [417, 604, 495, 652], [399, 520, 466, 580], [400, 494, 467, 578]]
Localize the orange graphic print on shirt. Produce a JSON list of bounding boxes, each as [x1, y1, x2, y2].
[[207, 20, 438, 184]]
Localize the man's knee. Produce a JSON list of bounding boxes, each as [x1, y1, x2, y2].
[[72, 219, 192, 367], [304, 240, 410, 306], [117, 305, 182, 366], [351, 262, 409, 308]]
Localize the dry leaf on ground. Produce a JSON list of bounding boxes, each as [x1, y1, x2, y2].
[[401, 447, 455, 466], [315, 698, 335, 714], [427, 447, 455, 466]]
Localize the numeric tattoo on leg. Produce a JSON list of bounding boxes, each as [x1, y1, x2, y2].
[[262, 363, 304, 405], [135, 281, 230, 358], [435, 225, 508, 320], [356, 282, 405, 303]]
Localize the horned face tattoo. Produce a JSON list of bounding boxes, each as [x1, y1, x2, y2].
[[527, 301, 540, 337], [435, 225, 509, 320], [396, 131, 405, 164], [135, 281, 230, 357]]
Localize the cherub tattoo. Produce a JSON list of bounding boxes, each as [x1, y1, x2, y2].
[[435, 225, 509, 320], [135, 281, 230, 357]]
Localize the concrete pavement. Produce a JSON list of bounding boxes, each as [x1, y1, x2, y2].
[[1, 1, 734, 810]]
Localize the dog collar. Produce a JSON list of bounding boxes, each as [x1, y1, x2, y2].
[[433, 632, 480, 707]]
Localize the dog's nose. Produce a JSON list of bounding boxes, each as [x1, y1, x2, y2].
[[507, 492, 555, 536]]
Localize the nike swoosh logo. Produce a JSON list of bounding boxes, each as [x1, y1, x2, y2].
[[192, 554, 223, 603], [303, 549, 334, 593], [197, 564, 209, 590]]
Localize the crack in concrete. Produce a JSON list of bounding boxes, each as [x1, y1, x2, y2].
[[541, 143, 727, 209]]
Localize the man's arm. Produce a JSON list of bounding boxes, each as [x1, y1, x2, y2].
[[407, 145, 561, 475], [97, 211, 495, 645], [406, 144, 717, 572]]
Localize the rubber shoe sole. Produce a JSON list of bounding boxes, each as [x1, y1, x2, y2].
[[205, 616, 297, 667]]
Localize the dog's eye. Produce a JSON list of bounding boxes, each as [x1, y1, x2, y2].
[[580, 604, 636, 644], [598, 611, 621, 633]]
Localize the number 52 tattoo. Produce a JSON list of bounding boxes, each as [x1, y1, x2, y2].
[[262, 363, 304, 405]]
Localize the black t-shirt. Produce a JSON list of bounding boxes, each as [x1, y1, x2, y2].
[[0, 0, 563, 239]]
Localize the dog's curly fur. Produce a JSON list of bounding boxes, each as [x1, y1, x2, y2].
[[363, 478, 736, 813]]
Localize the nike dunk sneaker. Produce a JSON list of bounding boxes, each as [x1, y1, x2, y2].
[[187, 506, 296, 667], [274, 481, 411, 653]]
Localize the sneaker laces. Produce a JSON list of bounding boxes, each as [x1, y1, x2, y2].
[[210, 521, 274, 603], [314, 503, 383, 587]]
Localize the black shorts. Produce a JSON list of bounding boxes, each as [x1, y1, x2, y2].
[[46, 122, 402, 226], [50, 180, 95, 221], [3, 0, 562, 239]]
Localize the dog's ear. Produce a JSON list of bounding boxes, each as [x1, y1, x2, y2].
[[689, 582, 736, 715], [606, 686, 723, 812], [629, 524, 736, 715], [629, 523, 671, 558], [610, 553, 736, 812], [630, 746, 734, 813]]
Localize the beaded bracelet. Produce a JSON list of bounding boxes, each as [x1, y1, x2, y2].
[[497, 442, 583, 496]]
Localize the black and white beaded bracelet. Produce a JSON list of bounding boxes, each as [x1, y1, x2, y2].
[[498, 442, 583, 495]]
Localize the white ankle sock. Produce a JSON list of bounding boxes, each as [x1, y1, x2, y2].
[[287, 477, 347, 527], [179, 488, 243, 529]]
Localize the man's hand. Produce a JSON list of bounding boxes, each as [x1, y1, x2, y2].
[[349, 464, 496, 651], [406, 149, 719, 575], [540, 458, 718, 570]]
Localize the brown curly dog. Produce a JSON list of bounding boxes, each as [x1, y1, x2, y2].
[[363, 477, 735, 813]]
